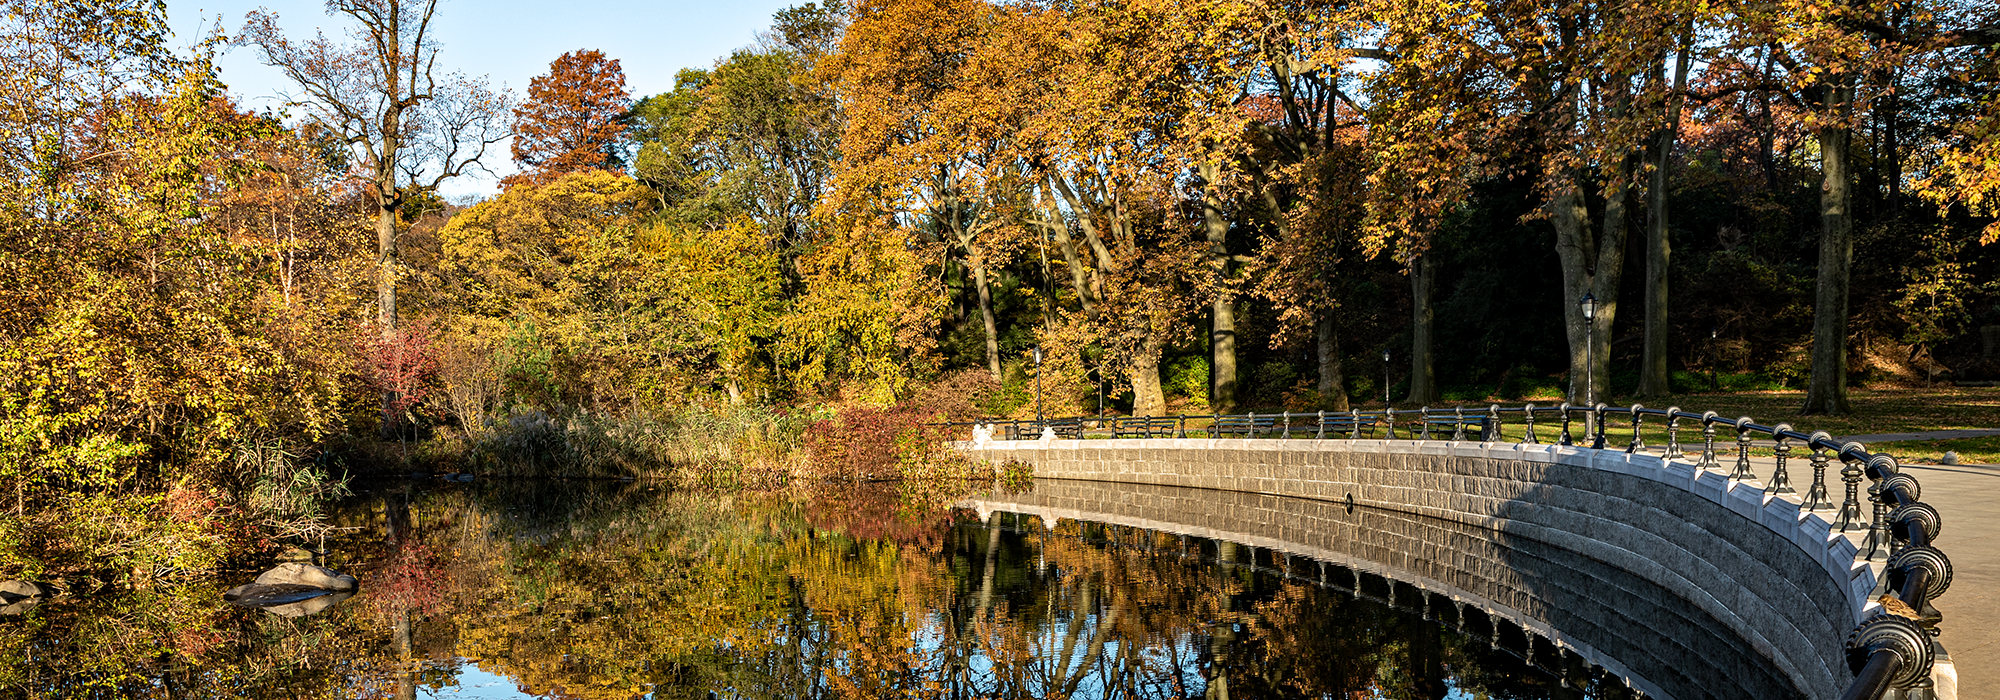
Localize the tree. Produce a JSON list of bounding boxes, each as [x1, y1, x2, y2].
[[1365, 0, 1692, 409], [505, 49, 632, 188], [1637, 32, 1693, 398], [972, 0, 1243, 417], [0, 28, 362, 575], [831, 0, 1031, 382], [1718, 0, 1996, 414], [239, 0, 510, 429], [1227, 0, 1377, 411]]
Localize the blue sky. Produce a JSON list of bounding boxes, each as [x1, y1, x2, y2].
[[168, 0, 803, 197]]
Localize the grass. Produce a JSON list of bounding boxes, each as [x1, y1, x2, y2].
[[1148, 386, 2000, 461], [1865, 436, 2000, 466], [1592, 387, 2000, 437]]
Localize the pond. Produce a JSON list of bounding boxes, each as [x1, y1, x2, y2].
[[2, 477, 1670, 699]]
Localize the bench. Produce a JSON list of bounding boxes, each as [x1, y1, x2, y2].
[[1210, 414, 1280, 438], [1113, 416, 1180, 439], [1036, 417, 1084, 439], [1311, 413, 1381, 438], [1413, 413, 1494, 441]]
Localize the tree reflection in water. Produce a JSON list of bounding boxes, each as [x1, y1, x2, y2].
[[0, 479, 1640, 699]]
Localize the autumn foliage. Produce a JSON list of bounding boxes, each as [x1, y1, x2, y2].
[[803, 370, 998, 480], [505, 49, 633, 188]]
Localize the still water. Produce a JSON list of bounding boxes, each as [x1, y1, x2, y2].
[[5, 478, 1655, 699]]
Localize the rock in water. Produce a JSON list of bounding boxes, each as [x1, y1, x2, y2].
[[223, 583, 337, 607], [223, 583, 352, 617], [0, 580, 45, 600], [263, 590, 353, 618], [277, 547, 315, 563], [253, 562, 358, 592], [0, 580, 45, 616]]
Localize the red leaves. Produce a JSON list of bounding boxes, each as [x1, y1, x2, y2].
[[368, 541, 447, 618], [358, 321, 443, 423], [802, 370, 999, 480]]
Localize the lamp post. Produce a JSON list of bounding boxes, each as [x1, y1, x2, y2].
[[1709, 326, 1720, 391], [1580, 293, 1598, 448], [1579, 293, 1597, 408], [1382, 349, 1392, 406], [1033, 345, 1044, 424]]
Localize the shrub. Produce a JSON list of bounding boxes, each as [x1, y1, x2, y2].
[[803, 370, 999, 481], [1164, 355, 1210, 408]]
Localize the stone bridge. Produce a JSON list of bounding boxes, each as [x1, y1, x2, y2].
[[955, 437, 1950, 700]]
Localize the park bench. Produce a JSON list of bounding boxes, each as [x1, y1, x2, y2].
[[1036, 417, 1084, 439], [1210, 414, 1280, 438], [1310, 412, 1381, 438], [1113, 416, 1180, 439], [1413, 411, 1494, 441]]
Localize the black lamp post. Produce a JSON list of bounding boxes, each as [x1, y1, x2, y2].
[[1382, 348, 1391, 406], [1709, 326, 1720, 391], [1579, 293, 1597, 408], [1033, 345, 1044, 424]]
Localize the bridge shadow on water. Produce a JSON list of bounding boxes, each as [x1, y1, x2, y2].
[[962, 477, 1807, 700]]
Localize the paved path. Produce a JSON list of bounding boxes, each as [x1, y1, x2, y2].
[[1677, 452, 1991, 696], [1899, 461, 2000, 699]]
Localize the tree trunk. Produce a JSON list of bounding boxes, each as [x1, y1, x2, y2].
[[1129, 331, 1167, 417], [1209, 290, 1236, 413], [1552, 161, 1632, 408], [1317, 315, 1348, 411], [1406, 253, 1438, 404], [1639, 45, 1690, 398], [375, 204, 404, 438], [972, 259, 1001, 380], [1803, 83, 1856, 415], [1202, 162, 1237, 413]]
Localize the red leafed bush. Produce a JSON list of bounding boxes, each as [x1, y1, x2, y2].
[[357, 320, 443, 425], [803, 370, 998, 480], [367, 541, 447, 618]]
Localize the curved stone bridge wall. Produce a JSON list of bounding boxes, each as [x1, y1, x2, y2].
[[958, 438, 1875, 700]]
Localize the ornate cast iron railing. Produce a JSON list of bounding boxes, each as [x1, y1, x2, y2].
[[942, 403, 1952, 700]]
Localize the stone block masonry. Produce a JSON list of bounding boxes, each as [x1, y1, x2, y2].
[[959, 438, 1881, 700]]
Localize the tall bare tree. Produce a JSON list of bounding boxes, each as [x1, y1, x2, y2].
[[239, 1, 508, 337], [239, 0, 509, 428]]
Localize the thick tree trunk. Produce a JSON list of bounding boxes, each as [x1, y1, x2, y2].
[[1316, 315, 1349, 411], [1552, 162, 1631, 408], [1639, 47, 1691, 398], [1405, 253, 1438, 404], [972, 259, 1001, 380], [1202, 162, 1237, 413], [1803, 84, 1856, 415], [1129, 331, 1167, 417]]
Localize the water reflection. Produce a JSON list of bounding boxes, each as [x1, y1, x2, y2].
[[2, 478, 1644, 699]]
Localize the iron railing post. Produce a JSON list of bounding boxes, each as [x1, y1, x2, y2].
[[1728, 417, 1758, 481], [1804, 431, 1834, 510], [1697, 411, 1721, 469], [1558, 403, 1574, 446], [1627, 404, 1645, 454], [1768, 425, 1796, 495], [1664, 407, 1683, 461]]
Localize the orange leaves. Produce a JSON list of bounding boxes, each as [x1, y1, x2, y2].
[[506, 50, 633, 189]]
